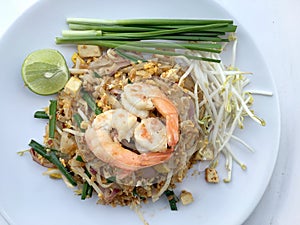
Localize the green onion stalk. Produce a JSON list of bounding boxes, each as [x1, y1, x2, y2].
[[81, 168, 93, 200], [164, 189, 179, 211], [49, 100, 57, 139], [56, 18, 237, 62], [29, 140, 77, 186], [81, 91, 102, 115], [34, 110, 49, 119]]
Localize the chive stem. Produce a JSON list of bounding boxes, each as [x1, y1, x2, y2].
[[75, 155, 84, 162], [73, 113, 84, 131], [81, 167, 93, 199], [34, 110, 49, 119], [68, 39, 222, 53], [49, 100, 57, 139], [68, 23, 159, 32], [87, 185, 93, 197], [164, 190, 179, 211], [67, 18, 234, 26], [57, 18, 237, 63], [81, 181, 89, 200], [106, 176, 116, 183], [57, 34, 226, 42], [28, 139, 77, 186], [98, 23, 231, 38], [81, 91, 102, 115]]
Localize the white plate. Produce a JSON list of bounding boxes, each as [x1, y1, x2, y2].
[[0, 0, 280, 224]]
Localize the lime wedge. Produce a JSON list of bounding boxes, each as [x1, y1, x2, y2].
[[21, 49, 69, 95]]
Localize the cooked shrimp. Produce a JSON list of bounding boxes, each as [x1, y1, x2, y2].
[[85, 108, 172, 171], [92, 108, 137, 142], [121, 82, 179, 148], [134, 117, 167, 153]]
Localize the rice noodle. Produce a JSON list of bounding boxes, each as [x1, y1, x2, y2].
[[151, 171, 173, 202], [62, 128, 85, 137], [35, 38, 267, 208]]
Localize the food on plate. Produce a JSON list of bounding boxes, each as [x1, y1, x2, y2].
[[21, 49, 69, 95], [180, 190, 194, 205], [20, 18, 268, 211], [205, 167, 219, 183]]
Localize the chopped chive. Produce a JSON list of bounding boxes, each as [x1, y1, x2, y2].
[[28, 139, 77, 186], [81, 91, 102, 115], [73, 113, 84, 131], [81, 167, 93, 200], [49, 100, 57, 139], [106, 176, 116, 183], [95, 108, 102, 115], [34, 110, 49, 119], [164, 190, 178, 211], [81, 181, 89, 200], [93, 71, 102, 78], [87, 185, 93, 197], [84, 168, 92, 178], [75, 155, 84, 162]]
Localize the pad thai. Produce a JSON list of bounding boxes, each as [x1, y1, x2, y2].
[[20, 18, 267, 211]]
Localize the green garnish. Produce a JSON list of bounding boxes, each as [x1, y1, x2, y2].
[[164, 189, 179, 211], [81, 181, 90, 200], [49, 100, 57, 139], [28, 139, 77, 186], [81, 91, 102, 115], [93, 71, 101, 78], [56, 18, 237, 62], [73, 113, 85, 132], [34, 110, 49, 119], [75, 155, 84, 162], [81, 168, 93, 200], [106, 176, 116, 183]]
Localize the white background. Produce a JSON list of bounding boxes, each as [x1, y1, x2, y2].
[[0, 0, 299, 224]]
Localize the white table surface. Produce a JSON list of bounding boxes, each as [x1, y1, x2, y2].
[[0, 0, 299, 224]]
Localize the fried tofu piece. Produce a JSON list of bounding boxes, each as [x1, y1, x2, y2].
[[64, 77, 82, 97], [180, 190, 194, 205], [205, 168, 219, 183], [78, 45, 101, 58]]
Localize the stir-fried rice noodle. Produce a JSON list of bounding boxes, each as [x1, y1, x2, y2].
[[56, 50, 203, 204], [47, 41, 262, 205]]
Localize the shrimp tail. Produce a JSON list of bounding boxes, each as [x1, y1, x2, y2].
[[152, 97, 179, 148], [166, 114, 179, 148]]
